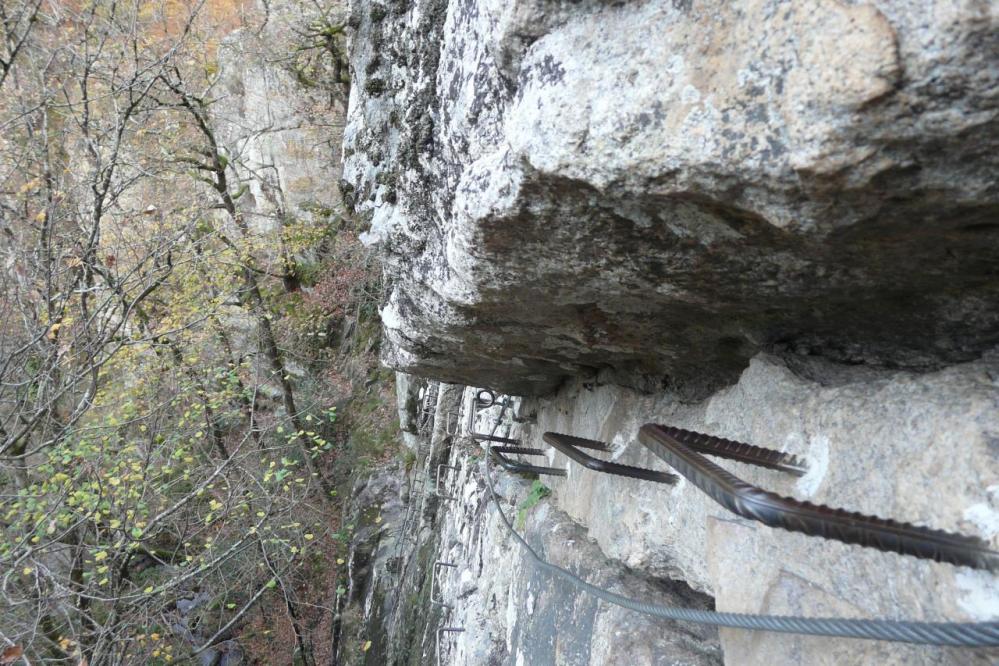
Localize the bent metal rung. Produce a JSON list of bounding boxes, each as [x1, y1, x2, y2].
[[489, 446, 565, 477], [543, 432, 678, 484], [435, 471, 458, 501], [431, 561, 457, 608], [436, 626, 465, 665], [638, 424, 999, 571]]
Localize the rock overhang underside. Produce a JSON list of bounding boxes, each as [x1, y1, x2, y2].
[[343, 0, 999, 397]]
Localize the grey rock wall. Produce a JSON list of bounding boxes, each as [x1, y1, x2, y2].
[[371, 372, 997, 666], [520, 352, 999, 665], [341, 2, 999, 663], [431, 389, 723, 666], [344, 0, 999, 397]]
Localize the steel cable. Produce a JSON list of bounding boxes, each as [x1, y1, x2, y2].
[[478, 403, 999, 647]]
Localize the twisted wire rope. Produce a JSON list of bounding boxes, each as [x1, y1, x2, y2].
[[479, 402, 999, 647]]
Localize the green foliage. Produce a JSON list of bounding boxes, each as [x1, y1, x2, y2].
[[516, 480, 552, 529], [401, 449, 416, 471]]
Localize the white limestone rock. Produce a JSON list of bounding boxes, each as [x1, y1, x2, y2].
[[344, 0, 999, 397]]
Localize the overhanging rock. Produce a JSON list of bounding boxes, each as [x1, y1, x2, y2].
[[343, 0, 999, 397]]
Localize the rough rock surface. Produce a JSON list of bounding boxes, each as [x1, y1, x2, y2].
[[216, 1, 348, 235], [344, 0, 999, 396], [332, 382, 464, 665], [351, 371, 997, 665], [340, 0, 999, 663], [395, 371, 426, 449], [432, 389, 722, 666], [338, 383, 723, 666], [519, 352, 999, 665]]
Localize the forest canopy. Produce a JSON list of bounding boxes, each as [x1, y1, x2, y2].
[[0, 0, 382, 663]]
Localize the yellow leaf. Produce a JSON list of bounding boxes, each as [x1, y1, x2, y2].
[[304, 533, 314, 540], [22, 567, 32, 576], [93, 551, 108, 562], [362, 641, 372, 652]]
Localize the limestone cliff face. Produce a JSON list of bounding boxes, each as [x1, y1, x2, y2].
[[343, 0, 999, 397], [215, 0, 349, 237]]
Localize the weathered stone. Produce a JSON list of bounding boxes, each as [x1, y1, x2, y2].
[[521, 352, 999, 665], [344, 0, 999, 397], [395, 371, 424, 441], [342, 1, 999, 662], [433, 434, 722, 666]]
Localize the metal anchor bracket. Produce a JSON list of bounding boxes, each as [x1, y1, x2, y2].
[[431, 561, 458, 608], [436, 626, 465, 665], [437, 463, 461, 480], [466, 389, 520, 444], [435, 470, 458, 501], [638, 424, 999, 571], [444, 411, 461, 436], [661, 425, 807, 476], [489, 446, 566, 477]]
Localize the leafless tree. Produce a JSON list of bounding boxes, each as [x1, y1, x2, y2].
[[0, 2, 339, 663]]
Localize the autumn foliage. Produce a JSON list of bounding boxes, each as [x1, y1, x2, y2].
[[0, 0, 367, 664]]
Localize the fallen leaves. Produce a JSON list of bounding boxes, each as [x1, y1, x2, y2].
[[1, 646, 23, 665]]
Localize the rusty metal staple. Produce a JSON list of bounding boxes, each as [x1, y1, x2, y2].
[[542, 432, 678, 484], [541, 427, 997, 569], [436, 627, 465, 665], [489, 446, 566, 477], [430, 561, 458, 609], [661, 425, 807, 476], [434, 469, 458, 501], [638, 424, 999, 571]]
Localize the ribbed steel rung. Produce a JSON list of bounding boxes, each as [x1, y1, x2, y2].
[[543, 432, 678, 484], [658, 425, 808, 477], [639, 424, 999, 571]]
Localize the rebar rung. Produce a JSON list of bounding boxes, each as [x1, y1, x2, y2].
[[638, 424, 999, 571]]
